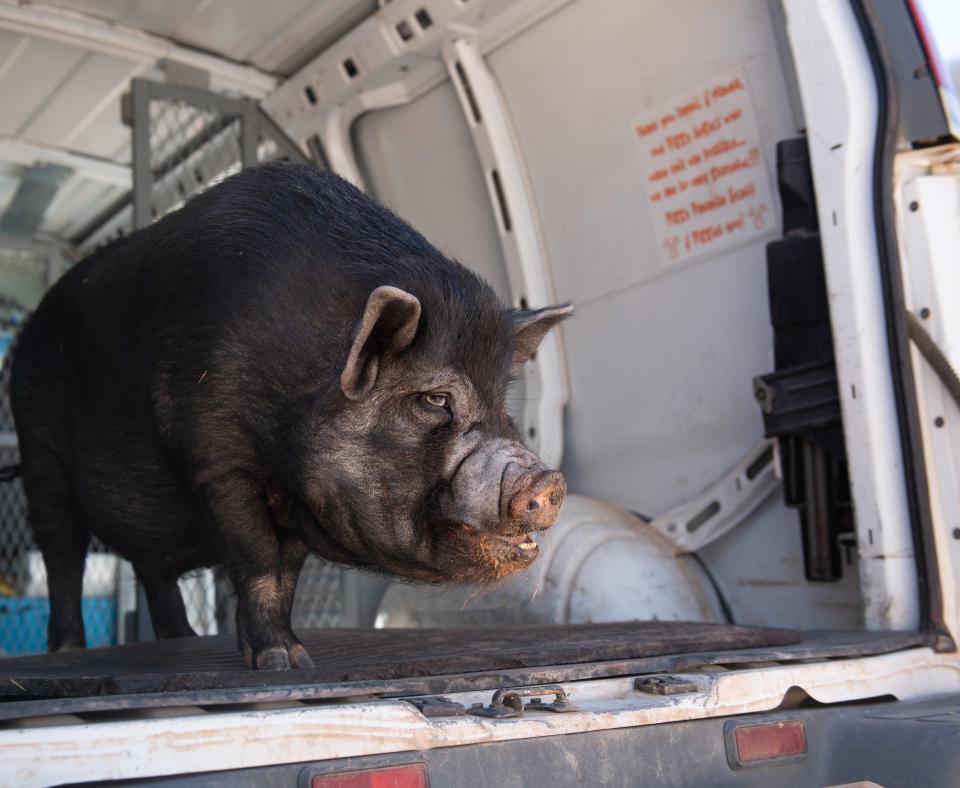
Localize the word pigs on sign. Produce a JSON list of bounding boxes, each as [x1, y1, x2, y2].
[[631, 65, 777, 265]]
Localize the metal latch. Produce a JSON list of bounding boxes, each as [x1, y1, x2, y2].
[[635, 675, 699, 695], [467, 685, 578, 719], [408, 696, 465, 717]]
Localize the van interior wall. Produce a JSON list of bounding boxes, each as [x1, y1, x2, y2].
[[352, 0, 863, 629]]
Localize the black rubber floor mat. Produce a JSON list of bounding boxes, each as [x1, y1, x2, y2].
[[0, 621, 799, 699]]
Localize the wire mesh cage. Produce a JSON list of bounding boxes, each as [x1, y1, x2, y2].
[[0, 80, 342, 656], [129, 78, 309, 230], [148, 103, 242, 221]]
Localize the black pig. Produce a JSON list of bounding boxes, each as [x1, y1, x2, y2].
[[11, 163, 570, 670]]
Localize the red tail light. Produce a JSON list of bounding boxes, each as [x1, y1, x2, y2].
[[725, 719, 808, 768], [907, 0, 948, 88], [310, 763, 429, 788], [906, 0, 960, 136]]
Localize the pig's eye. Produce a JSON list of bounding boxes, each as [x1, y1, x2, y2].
[[421, 392, 450, 411]]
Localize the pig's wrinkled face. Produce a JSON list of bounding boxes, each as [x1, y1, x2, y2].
[[295, 284, 572, 585]]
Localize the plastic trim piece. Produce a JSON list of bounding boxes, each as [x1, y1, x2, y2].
[[649, 440, 779, 554], [441, 39, 568, 467], [783, 0, 920, 630], [849, 0, 948, 644]]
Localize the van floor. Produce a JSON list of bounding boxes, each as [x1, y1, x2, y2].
[[0, 622, 932, 722]]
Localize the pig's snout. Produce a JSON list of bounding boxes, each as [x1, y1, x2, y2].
[[435, 439, 567, 580], [439, 437, 567, 541], [507, 468, 566, 532]]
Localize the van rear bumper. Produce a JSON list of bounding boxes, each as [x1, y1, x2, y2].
[[94, 692, 960, 787]]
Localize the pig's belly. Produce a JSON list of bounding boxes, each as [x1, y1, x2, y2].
[[73, 452, 217, 579]]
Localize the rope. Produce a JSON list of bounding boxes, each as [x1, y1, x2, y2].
[[907, 311, 960, 411]]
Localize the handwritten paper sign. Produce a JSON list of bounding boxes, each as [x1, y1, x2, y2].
[[631, 65, 776, 266]]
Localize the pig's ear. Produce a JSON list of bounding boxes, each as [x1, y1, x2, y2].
[[341, 286, 421, 400], [511, 303, 573, 374]]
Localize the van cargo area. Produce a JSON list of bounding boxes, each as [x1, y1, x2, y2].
[[0, 0, 957, 785]]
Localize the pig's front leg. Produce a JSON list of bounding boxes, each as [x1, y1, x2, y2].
[[203, 475, 313, 670], [270, 531, 314, 668], [278, 531, 309, 623]]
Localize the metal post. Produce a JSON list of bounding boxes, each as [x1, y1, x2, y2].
[[129, 80, 154, 642], [240, 101, 259, 168], [130, 79, 153, 231], [129, 77, 155, 640], [134, 584, 155, 642]]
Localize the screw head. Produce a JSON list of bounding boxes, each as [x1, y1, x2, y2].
[[935, 416, 945, 428], [909, 200, 920, 212], [920, 307, 931, 319], [953, 528, 960, 540]]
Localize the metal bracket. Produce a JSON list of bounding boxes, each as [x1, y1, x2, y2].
[[467, 685, 578, 718], [408, 696, 465, 717], [753, 361, 842, 435], [649, 439, 781, 554], [635, 675, 699, 696]]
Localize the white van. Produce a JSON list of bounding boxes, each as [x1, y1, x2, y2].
[[0, 0, 957, 784]]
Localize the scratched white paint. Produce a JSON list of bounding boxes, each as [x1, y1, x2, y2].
[[784, 0, 920, 629], [894, 144, 960, 643], [2, 648, 958, 786]]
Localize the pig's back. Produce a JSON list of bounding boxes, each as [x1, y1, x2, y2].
[[13, 163, 495, 439], [11, 235, 145, 429]]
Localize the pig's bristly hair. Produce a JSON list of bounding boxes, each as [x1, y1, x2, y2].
[[10, 160, 569, 668], [145, 162, 516, 390]]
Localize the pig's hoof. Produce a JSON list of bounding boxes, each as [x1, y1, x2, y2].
[[51, 643, 85, 654], [256, 647, 292, 671], [289, 643, 316, 669], [254, 644, 316, 671]]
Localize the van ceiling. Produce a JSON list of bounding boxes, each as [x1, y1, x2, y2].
[[0, 0, 376, 245], [38, 0, 379, 75]]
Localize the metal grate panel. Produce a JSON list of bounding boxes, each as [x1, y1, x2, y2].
[[0, 79, 338, 655], [129, 78, 310, 231], [292, 556, 344, 629]]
